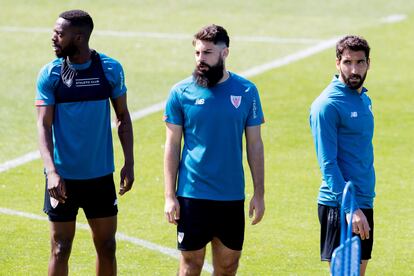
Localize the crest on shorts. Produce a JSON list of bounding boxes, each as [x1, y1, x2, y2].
[[50, 197, 59, 209], [230, 95, 242, 109], [177, 232, 184, 243]]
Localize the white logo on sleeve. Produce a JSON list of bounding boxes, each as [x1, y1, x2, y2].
[[230, 95, 242, 108], [178, 232, 184, 243], [350, 111, 358, 118], [195, 98, 205, 105]]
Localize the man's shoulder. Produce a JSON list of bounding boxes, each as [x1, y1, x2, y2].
[[229, 72, 257, 90], [316, 80, 347, 103], [311, 84, 344, 115], [39, 58, 63, 76], [171, 76, 195, 93], [97, 52, 123, 69]]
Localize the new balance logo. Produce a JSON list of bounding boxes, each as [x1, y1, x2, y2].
[[350, 111, 358, 118], [195, 98, 205, 105]]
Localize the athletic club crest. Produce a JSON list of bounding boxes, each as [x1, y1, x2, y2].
[[230, 95, 242, 109], [177, 232, 184, 243]]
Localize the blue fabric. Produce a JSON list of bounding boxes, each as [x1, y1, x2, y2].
[[164, 72, 264, 200], [310, 76, 375, 212], [36, 52, 127, 179]]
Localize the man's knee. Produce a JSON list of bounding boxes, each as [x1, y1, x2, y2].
[[180, 254, 204, 275], [51, 239, 73, 261], [95, 237, 116, 258], [214, 258, 239, 276]]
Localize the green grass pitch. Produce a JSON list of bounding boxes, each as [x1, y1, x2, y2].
[[0, 1, 413, 275]]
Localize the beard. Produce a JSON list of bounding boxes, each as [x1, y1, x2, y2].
[[340, 70, 367, 90], [192, 58, 224, 88], [55, 41, 79, 58]]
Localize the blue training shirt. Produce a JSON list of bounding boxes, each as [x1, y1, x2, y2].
[[164, 72, 264, 201], [35, 52, 127, 179], [310, 75, 375, 212]]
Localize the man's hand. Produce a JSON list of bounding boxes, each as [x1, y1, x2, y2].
[[164, 196, 180, 225], [47, 171, 67, 205], [249, 193, 265, 225], [346, 209, 371, 240], [119, 164, 134, 195]]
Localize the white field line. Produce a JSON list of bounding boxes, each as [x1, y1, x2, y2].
[[0, 26, 321, 44], [0, 207, 214, 273], [0, 151, 41, 173], [380, 14, 407, 23], [240, 37, 339, 78], [0, 13, 406, 172]]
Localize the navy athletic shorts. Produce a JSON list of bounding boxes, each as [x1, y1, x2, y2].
[[177, 197, 245, 251], [318, 204, 374, 261], [43, 173, 118, 222]]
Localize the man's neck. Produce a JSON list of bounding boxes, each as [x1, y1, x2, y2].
[[68, 48, 92, 64], [217, 70, 230, 84]]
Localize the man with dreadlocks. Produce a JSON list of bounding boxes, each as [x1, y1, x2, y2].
[[36, 10, 134, 275]]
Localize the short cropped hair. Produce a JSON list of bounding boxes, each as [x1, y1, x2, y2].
[[193, 24, 230, 47], [59, 10, 94, 37], [336, 35, 370, 61]]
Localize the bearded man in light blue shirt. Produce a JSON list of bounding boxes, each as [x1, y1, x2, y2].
[[310, 35, 375, 276]]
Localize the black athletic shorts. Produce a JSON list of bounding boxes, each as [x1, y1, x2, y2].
[[177, 197, 245, 251], [318, 204, 374, 261], [43, 173, 118, 222]]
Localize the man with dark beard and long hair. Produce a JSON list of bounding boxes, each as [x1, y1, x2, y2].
[[163, 24, 265, 276], [310, 35, 375, 276], [35, 10, 134, 275]]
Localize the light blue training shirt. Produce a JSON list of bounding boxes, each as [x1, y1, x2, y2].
[[310, 75, 375, 212], [35, 52, 126, 179], [164, 72, 264, 201]]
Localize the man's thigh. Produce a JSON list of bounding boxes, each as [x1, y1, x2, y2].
[[50, 221, 77, 247], [214, 200, 245, 251], [44, 174, 117, 222], [177, 197, 213, 251], [360, 208, 374, 260], [318, 204, 374, 261], [211, 237, 241, 268], [81, 174, 118, 219], [177, 197, 245, 251], [88, 216, 117, 242]]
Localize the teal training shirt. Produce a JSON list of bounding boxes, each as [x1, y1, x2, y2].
[[310, 75, 375, 212], [35, 52, 127, 179], [164, 72, 264, 201]]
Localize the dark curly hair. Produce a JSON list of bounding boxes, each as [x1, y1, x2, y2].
[[59, 10, 94, 38], [336, 35, 370, 61], [192, 24, 229, 47]]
